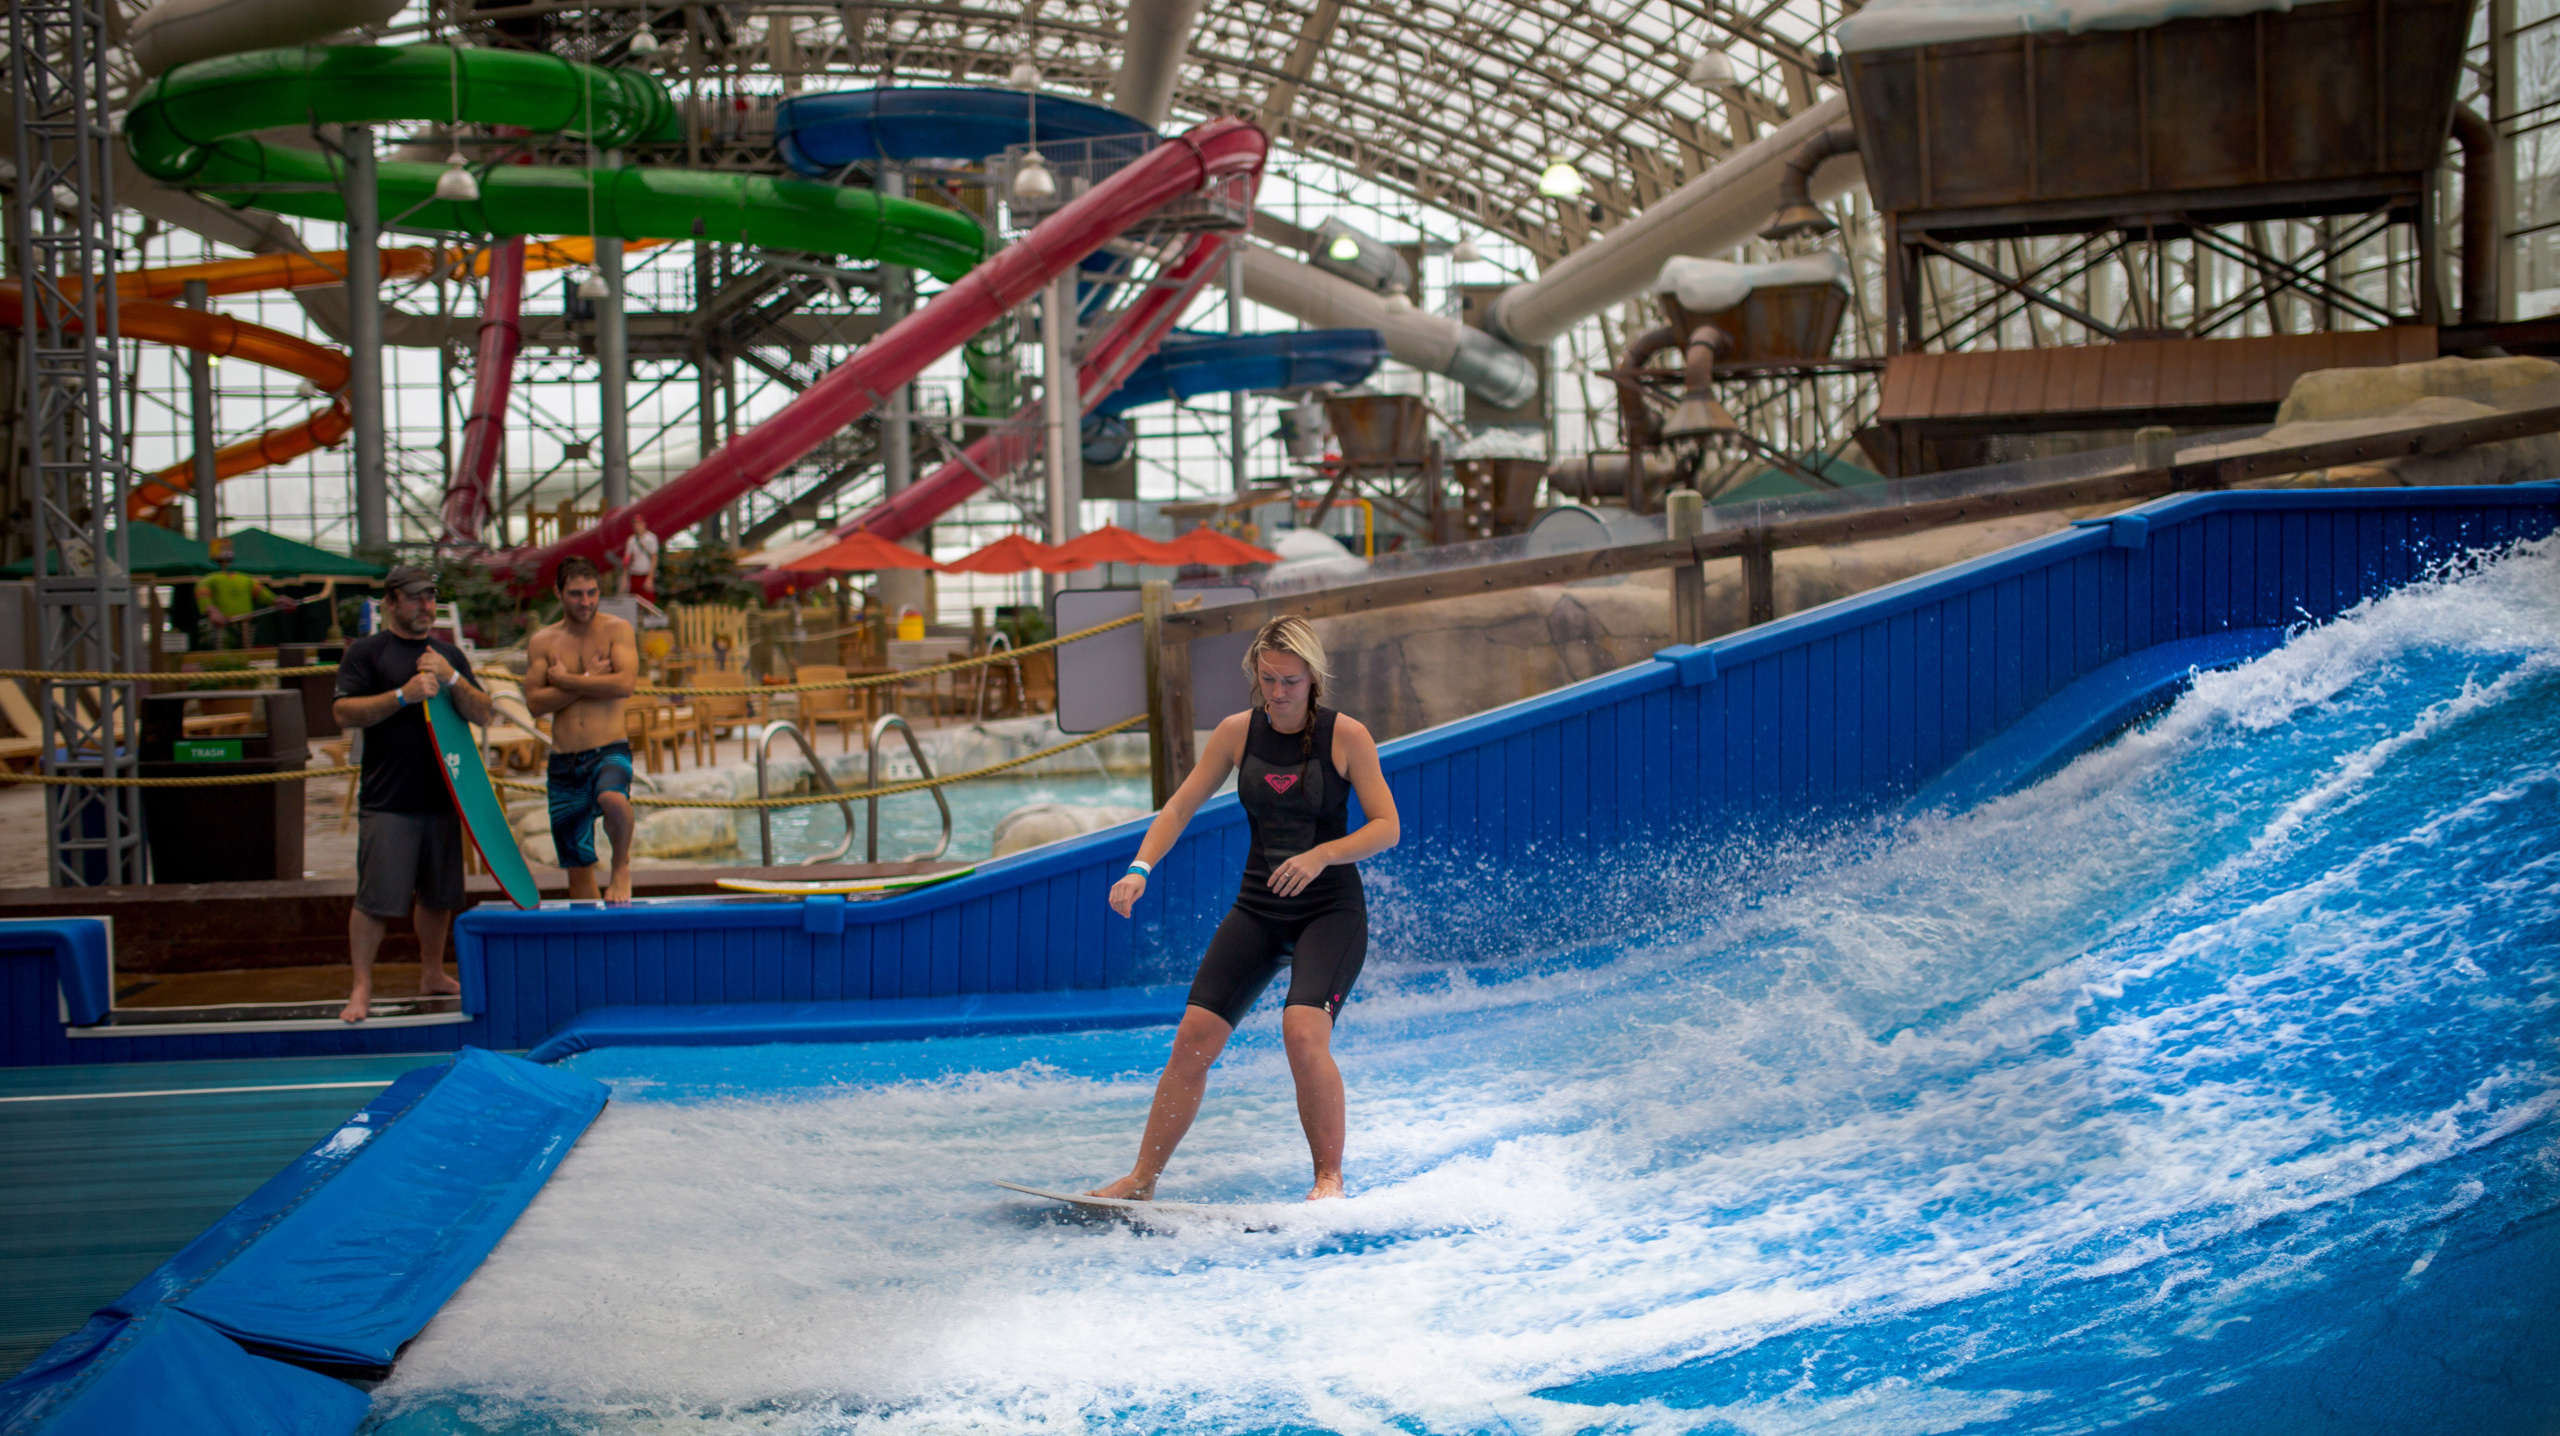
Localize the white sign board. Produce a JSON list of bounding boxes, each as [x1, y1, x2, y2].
[[1053, 587, 1256, 734]]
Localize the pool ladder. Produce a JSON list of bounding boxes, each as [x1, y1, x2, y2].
[[752, 714, 952, 866]]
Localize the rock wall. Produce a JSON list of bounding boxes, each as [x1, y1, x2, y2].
[[1313, 512, 2076, 740]]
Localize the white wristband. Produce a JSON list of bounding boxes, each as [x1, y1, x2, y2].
[[1125, 859, 1152, 877]]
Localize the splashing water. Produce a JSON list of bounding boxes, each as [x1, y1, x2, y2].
[[368, 539, 2560, 1436]]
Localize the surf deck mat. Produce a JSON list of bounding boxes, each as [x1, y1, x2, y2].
[[427, 688, 541, 910], [713, 867, 978, 896], [992, 1181, 1303, 1227]]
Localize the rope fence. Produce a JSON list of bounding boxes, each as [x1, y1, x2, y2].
[[491, 715, 1145, 809], [0, 765, 358, 787], [0, 665, 342, 682], [0, 716, 1146, 802], [0, 612, 1142, 692]]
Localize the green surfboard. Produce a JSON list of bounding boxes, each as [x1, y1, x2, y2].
[[427, 687, 542, 910]]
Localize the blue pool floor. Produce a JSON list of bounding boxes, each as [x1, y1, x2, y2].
[[0, 1053, 454, 1379]]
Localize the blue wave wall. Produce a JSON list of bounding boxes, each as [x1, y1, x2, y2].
[[6, 487, 2555, 1065]]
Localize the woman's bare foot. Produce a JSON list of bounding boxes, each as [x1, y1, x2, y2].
[[1306, 1175, 1345, 1201], [339, 988, 370, 1023], [1087, 1173, 1156, 1201], [420, 971, 461, 997]]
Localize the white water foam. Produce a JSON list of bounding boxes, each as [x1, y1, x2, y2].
[[374, 538, 2560, 1436]]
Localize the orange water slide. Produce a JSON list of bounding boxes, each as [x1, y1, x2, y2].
[[103, 236, 659, 300], [0, 282, 354, 520], [15, 237, 656, 519]]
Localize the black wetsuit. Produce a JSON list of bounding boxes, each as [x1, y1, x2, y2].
[[1186, 705, 1370, 1027]]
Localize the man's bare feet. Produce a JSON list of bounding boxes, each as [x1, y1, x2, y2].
[[1087, 1173, 1156, 1201], [420, 970, 461, 997], [1306, 1176, 1345, 1201], [606, 867, 634, 905], [339, 988, 370, 1023]]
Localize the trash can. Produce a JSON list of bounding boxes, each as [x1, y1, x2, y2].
[[139, 687, 308, 883]]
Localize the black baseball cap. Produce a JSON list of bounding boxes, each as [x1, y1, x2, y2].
[[382, 565, 438, 598]]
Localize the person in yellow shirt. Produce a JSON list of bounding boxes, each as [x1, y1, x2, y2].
[[194, 540, 296, 649]]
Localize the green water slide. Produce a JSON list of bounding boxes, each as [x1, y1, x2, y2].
[[124, 45, 987, 281]]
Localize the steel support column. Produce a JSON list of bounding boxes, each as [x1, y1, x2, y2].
[[1227, 243, 1247, 497], [875, 168, 927, 617], [344, 123, 388, 548], [11, 0, 146, 885], [597, 152, 631, 513], [1040, 270, 1082, 592], [186, 279, 219, 542]]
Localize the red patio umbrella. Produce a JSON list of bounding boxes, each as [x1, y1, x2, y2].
[[1164, 527, 1281, 566], [781, 529, 947, 573], [943, 533, 1095, 575], [1050, 523, 1183, 567]]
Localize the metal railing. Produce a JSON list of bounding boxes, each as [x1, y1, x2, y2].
[[866, 713, 951, 863], [755, 720, 855, 866], [971, 629, 1022, 724], [994, 133, 1253, 234]]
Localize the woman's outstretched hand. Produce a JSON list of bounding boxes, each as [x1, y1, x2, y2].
[[1109, 872, 1146, 917]]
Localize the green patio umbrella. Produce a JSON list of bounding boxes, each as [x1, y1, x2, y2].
[[219, 527, 388, 580], [0, 523, 216, 577]]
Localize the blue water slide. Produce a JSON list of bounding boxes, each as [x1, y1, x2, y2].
[[774, 86, 1154, 174], [1093, 328, 1385, 417]]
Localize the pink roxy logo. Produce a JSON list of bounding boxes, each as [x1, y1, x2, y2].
[[1265, 773, 1299, 795]]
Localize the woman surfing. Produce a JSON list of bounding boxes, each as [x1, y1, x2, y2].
[[1094, 616, 1400, 1202]]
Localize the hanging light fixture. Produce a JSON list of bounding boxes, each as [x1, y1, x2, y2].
[[628, 28, 661, 55], [1008, 57, 1040, 87], [1535, 158, 1584, 199], [576, 269, 610, 300], [1012, 151, 1057, 202], [434, 43, 479, 203], [1450, 235, 1483, 264], [1687, 51, 1737, 88], [1326, 233, 1362, 263], [433, 152, 480, 202]]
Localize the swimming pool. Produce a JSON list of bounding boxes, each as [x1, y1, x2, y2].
[[739, 771, 1152, 865], [358, 537, 2560, 1433]]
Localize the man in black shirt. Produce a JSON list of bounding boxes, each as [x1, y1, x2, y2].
[[331, 566, 493, 1021]]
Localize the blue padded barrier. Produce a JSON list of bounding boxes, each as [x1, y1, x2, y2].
[[0, 919, 111, 1028], [530, 983, 1192, 1061], [1911, 626, 2289, 812], [1, 1047, 604, 1404], [171, 1047, 605, 1369], [0, 1307, 367, 1436]]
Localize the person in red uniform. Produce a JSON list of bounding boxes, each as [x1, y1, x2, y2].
[[618, 513, 661, 603], [1092, 616, 1401, 1202]]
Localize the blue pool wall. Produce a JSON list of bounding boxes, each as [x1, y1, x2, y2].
[[6, 485, 2556, 1067]]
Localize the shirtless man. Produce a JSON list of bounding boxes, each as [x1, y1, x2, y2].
[[523, 557, 641, 903]]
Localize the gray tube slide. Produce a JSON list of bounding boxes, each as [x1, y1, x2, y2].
[[1108, 0, 1212, 126], [128, 0, 406, 77], [1486, 94, 1865, 349], [1242, 245, 1539, 409]]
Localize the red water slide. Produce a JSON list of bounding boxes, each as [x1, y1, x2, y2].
[[490, 117, 1270, 587], [752, 228, 1240, 599], [440, 236, 527, 546]]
